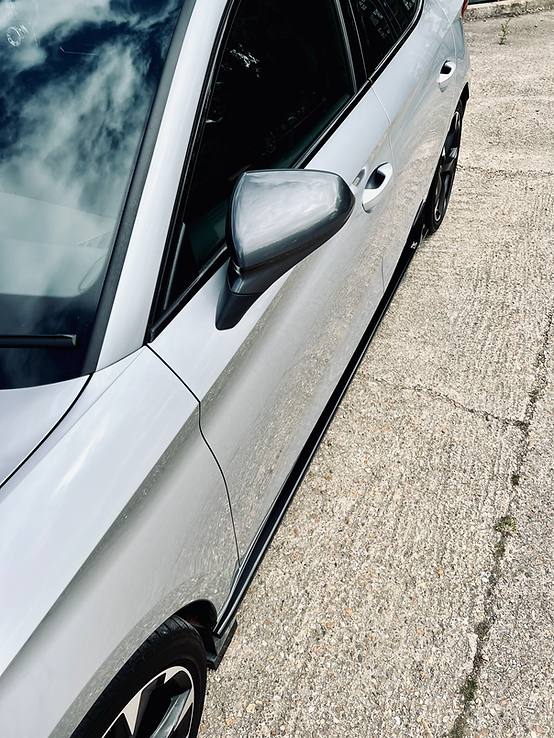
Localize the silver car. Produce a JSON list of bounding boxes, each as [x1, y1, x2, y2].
[[0, 0, 469, 735]]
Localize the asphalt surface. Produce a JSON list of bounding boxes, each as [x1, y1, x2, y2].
[[200, 10, 554, 737]]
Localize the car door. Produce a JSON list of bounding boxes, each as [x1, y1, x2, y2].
[[150, 0, 401, 563], [348, 0, 458, 285]]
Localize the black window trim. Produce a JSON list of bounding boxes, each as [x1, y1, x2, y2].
[[334, 0, 358, 91], [147, 0, 361, 342], [299, 0, 424, 166], [344, 0, 424, 85], [338, 0, 369, 86]]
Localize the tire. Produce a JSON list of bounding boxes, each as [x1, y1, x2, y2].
[[71, 616, 207, 738], [424, 100, 464, 234]]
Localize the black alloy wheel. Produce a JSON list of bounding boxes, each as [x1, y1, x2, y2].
[[425, 101, 464, 233], [71, 617, 206, 738]]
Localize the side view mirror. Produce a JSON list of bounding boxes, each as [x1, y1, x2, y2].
[[216, 169, 355, 330]]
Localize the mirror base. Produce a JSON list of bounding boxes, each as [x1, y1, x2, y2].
[[216, 281, 261, 331]]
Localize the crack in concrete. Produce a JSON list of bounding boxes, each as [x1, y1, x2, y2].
[[446, 303, 554, 737], [369, 376, 528, 431], [458, 164, 554, 180]]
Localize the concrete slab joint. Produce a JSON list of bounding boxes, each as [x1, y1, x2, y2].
[[449, 304, 554, 737]]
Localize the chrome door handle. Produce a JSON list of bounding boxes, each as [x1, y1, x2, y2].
[[362, 162, 393, 212], [438, 61, 456, 90]]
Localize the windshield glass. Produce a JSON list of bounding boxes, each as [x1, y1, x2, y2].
[[0, 0, 182, 388]]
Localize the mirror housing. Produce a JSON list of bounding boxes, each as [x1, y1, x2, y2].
[[216, 169, 355, 330]]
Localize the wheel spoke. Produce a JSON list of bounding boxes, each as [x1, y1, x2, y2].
[[121, 692, 143, 737], [121, 678, 163, 737], [444, 113, 461, 161], [150, 688, 193, 738], [442, 148, 458, 174], [440, 179, 448, 212], [108, 716, 133, 738], [434, 177, 447, 221], [180, 687, 195, 735], [102, 667, 194, 738]]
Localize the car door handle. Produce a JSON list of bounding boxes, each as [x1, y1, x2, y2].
[[438, 61, 456, 89], [362, 162, 393, 212]]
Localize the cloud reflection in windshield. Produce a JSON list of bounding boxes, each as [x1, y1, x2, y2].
[[0, 0, 180, 217], [0, 0, 182, 388]]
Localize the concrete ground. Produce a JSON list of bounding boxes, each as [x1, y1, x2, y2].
[[466, 0, 554, 21], [200, 10, 554, 738]]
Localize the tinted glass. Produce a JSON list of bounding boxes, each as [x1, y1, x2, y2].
[[0, 0, 183, 388], [160, 0, 353, 313], [351, 0, 418, 77]]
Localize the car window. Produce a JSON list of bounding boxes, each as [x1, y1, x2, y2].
[[156, 0, 354, 318], [350, 0, 418, 77]]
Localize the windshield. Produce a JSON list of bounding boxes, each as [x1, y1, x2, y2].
[[0, 0, 182, 388]]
